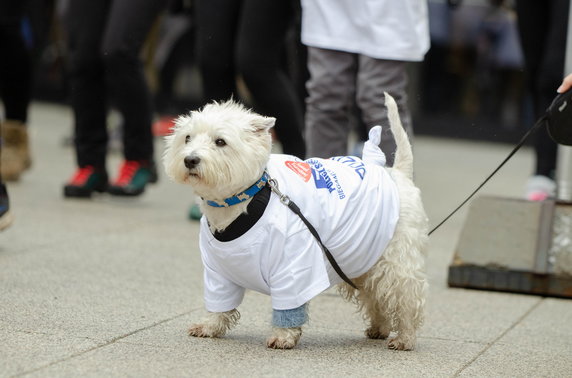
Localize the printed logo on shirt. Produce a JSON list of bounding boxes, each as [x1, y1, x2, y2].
[[285, 161, 312, 182], [330, 156, 367, 180], [306, 159, 346, 199]]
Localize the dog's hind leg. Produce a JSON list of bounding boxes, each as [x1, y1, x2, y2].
[[367, 245, 427, 350], [364, 302, 392, 340], [188, 309, 240, 338], [385, 268, 427, 351], [352, 285, 391, 340], [338, 277, 392, 340]]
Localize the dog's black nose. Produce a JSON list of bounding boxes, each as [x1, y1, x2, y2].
[[184, 155, 201, 169]]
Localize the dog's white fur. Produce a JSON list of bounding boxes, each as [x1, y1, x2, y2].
[[163, 93, 428, 350]]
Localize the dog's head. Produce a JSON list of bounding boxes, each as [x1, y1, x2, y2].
[[163, 100, 275, 199]]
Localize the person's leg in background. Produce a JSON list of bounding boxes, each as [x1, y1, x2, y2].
[[0, 0, 32, 182], [194, 0, 240, 102], [356, 56, 412, 167], [534, 0, 568, 184], [188, 0, 240, 220], [63, 0, 110, 197], [516, 0, 568, 200], [103, 0, 166, 196], [236, 0, 306, 158], [305, 47, 357, 158], [286, 0, 309, 114]]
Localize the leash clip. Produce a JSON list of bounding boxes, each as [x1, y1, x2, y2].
[[267, 175, 291, 206]]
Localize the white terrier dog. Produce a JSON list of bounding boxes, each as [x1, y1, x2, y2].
[[163, 93, 428, 350]]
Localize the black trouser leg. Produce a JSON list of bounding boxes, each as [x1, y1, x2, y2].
[[0, 0, 31, 123], [66, 0, 109, 169], [236, 0, 306, 157], [102, 0, 165, 162], [516, 0, 569, 178], [195, 0, 240, 102]]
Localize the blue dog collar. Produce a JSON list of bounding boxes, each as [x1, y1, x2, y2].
[[206, 172, 269, 208]]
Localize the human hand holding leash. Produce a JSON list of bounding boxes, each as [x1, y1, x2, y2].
[[557, 73, 572, 93], [547, 75, 572, 147]]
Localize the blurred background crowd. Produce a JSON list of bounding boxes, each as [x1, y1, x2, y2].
[[0, 0, 570, 227], [25, 0, 537, 141]]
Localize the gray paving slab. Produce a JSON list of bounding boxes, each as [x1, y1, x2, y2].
[[1, 102, 572, 377], [422, 288, 541, 344], [1, 225, 201, 338], [458, 298, 572, 377], [1, 330, 99, 377]]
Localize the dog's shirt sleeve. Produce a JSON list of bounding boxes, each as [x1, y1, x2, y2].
[[202, 257, 246, 313]]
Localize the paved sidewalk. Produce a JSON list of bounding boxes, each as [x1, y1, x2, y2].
[[1, 103, 571, 377]]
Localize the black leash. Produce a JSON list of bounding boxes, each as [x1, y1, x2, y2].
[[430, 89, 572, 235], [267, 177, 359, 290], [428, 114, 547, 236]]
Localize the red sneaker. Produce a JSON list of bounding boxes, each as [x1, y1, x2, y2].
[[107, 160, 157, 196], [63, 166, 108, 198]]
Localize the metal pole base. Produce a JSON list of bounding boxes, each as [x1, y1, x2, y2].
[[448, 196, 572, 298]]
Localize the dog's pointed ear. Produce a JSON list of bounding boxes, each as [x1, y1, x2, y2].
[[252, 116, 275, 133]]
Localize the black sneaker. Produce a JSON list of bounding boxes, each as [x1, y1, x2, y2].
[[0, 183, 13, 231], [107, 160, 156, 196], [63, 166, 108, 198]]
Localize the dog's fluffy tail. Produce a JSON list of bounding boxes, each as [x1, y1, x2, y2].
[[385, 92, 413, 180]]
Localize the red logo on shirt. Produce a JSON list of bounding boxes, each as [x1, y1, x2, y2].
[[285, 161, 311, 182]]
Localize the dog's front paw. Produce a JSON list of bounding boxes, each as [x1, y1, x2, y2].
[[188, 323, 221, 338], [266, 327, 302, 349], [387, 335, 415, 351], [188, 309, 240, 338]]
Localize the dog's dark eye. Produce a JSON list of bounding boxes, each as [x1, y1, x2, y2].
[[185, 135, 190, 144], [215, 138, 226, 147]]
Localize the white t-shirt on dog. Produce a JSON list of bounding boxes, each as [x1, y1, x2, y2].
[[199, 154, 399, 312]]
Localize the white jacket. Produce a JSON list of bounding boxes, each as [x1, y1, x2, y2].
[[199, 151, 399, 312], [301, 0, 430, 61]]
